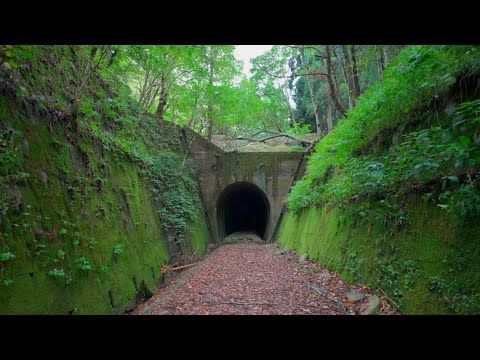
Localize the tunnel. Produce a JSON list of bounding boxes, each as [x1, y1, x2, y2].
[[216, 182, 270, 240]]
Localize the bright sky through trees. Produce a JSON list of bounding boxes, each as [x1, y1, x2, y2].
[[234, 45, 272, 77]]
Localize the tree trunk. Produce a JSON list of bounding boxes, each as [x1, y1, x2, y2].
[[325, 45, 347, 117], [272, 114, 283, 133], [300, 46, 322, 136], [138, 68, 152, 108], [382, 45, 391, 65], [335, 46, 351, 104], [325, 87, 333, 133], [376, 45, 385, 80], [107, 48, 117, 68], [350, 46, 361, 98], [342, 45, 356, 108], [206, 46, 215, 140], [146, 86, 160, 111], [207, 113, 213, 140], [155, 80, 169, 120], [283, 86, 296, 125], [333, 46, 346, 86], [70, 46, 99, 127], [307, 77, 322, 136], [187, 97, 199, 128]]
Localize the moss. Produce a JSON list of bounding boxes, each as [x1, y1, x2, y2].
[[287, 46, 480, 212], [0, 89, 206, 314], [0, 46, 216, 314], [277, 198, 480, 314], [186, 208, 210, 257]]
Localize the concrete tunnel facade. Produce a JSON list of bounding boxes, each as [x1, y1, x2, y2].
[[181, 127, 306, 243]]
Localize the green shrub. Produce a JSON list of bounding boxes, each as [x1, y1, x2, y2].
[[287, 45, 480, 219]]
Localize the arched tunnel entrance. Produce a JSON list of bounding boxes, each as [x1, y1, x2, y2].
[[216, 182, 270, 240]]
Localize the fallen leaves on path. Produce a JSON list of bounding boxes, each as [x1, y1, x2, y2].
[[132, 238, 400, 315]]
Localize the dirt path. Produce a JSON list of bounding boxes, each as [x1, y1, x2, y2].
[[132, 236, 399, 315]]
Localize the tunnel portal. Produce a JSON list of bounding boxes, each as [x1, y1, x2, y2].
[[216, 182, 270, 240]]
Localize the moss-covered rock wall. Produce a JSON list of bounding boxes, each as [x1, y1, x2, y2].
[[0, 79, 210, 314], [276, 46, 480, 314], [277, 199, 480, 314]]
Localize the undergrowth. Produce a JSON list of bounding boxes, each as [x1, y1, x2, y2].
[[0, 45, 204, 296], [287, 45, 480, 220]]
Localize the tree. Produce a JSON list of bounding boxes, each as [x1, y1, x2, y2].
[[299, 46, 323, 136], [325, 45, 348, 117], [376, 45, 385, 80], [197, 45, 241, 139], [250, 46, 296, 127], [103, 45, 404, 144], [69, 45, 111, 128], [289, 45, 403, 136]]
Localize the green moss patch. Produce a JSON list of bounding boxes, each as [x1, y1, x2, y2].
[[277, 199, 480, 314]]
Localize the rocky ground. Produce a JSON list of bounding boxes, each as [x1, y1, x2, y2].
[[132, 235, 401, 315]]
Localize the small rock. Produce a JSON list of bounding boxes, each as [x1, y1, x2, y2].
[[275, 246, 289, 254], [33, 223, 44, 236], [299, 254, 309, 262], [361, 295, 381, 315], [38, 168, 48, 185], [347, 290, 365, 303], [22, 138, 30, 157]]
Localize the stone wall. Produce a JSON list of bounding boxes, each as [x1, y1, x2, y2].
[[182, 127, 304, 242]]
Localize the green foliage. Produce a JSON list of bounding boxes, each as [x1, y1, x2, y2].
[[0, 127, 28, 218], [0, 45, 212, 315], [403, 260, 418, 291], [0, 252, 16, 262], [381, 263, 400, 286], [2, 45, 20, 69], [277, 199, 480, 314], [70, 307, 79, 315], [428, 275, 480, 313], [287, 123, 311, 137], [287, 45, 480, 218], [454, 98, 480, 129], [113, 244, 125, 255], [145, 152, 200, 244], [287, 45, 403, 134], [0, 128, 24, 175], [249, 45, 293, 132], [2, 278, 14, 287], [48, 268, 66, 278], [76, 256, 93, 271]]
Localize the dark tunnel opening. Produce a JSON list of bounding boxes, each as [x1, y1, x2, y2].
[[217, 182, 270, 240]]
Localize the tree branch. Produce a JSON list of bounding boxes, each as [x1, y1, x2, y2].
[[235, 133, 311, 144], [254, 61, 326, 79]]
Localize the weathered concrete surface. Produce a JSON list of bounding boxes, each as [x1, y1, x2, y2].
[[182, 127, 304, 243]]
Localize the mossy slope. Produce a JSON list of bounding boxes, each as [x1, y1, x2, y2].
[[278, 46, 480, 314], [277, 200, 480, 314], [0, 46, 210, 314]]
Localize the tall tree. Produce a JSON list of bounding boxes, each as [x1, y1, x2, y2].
[[299, 46, 322, 136], [376, 45, 385, 80], [325, 45, 348, 117], [250, 45, 296, 128], [350, 45, 361, 98]]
